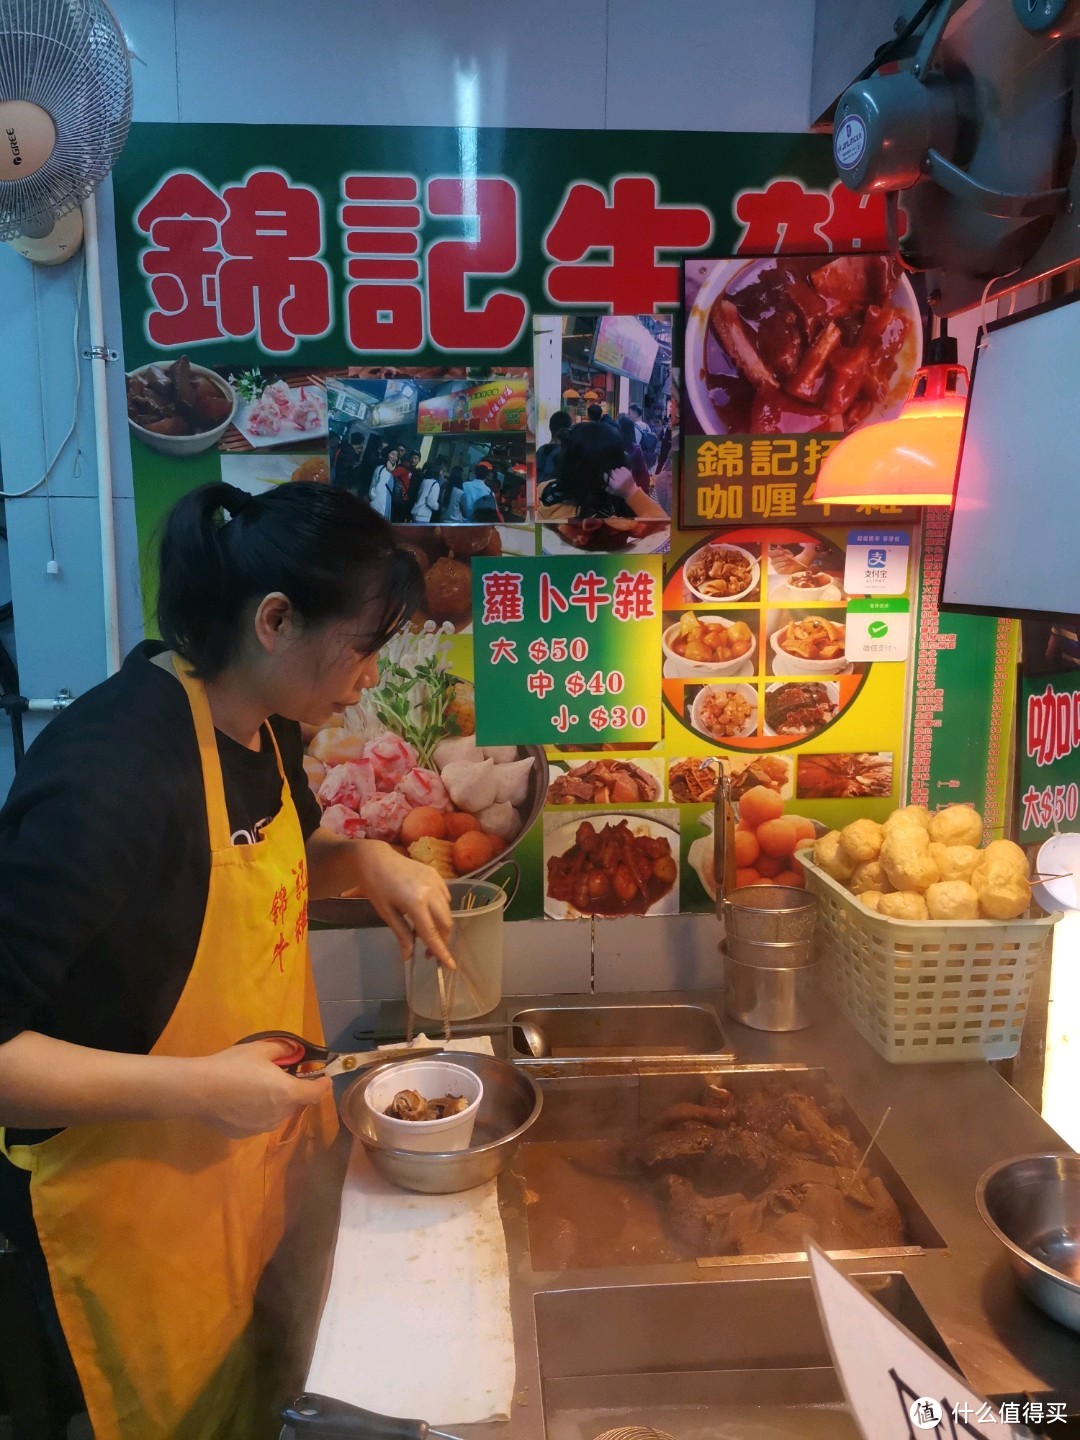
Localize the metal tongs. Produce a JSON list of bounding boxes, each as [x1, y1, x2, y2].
[[282, 1392, 463, 1438]]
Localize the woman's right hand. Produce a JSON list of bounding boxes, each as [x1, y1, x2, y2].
[[193, 1038, 331, 1139]]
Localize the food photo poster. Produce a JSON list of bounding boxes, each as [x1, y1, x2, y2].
[[116, 122, 1012, 923]]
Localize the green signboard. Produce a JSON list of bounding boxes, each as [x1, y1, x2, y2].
[[471, 556, 663, 746]]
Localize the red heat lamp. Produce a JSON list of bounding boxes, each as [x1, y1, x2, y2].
[[812, 335, 969, 507]]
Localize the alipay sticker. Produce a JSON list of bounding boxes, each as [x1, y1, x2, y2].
[[844, 530, 910, 596]]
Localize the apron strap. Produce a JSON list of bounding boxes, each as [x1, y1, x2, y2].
[[152, 652, 288, 854]]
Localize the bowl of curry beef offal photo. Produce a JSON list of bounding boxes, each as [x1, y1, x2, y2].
[[685, 255, 920, 437], [126, 356, 237, 456], [545, 814, 680, 919]]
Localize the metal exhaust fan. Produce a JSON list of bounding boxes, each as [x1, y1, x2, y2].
[[0, 0, 132, 265], [831, 0, 1075, 298]]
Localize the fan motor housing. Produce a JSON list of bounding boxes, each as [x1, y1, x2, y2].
[[833, 70, 959, 194], [0, 101, 55, 182]]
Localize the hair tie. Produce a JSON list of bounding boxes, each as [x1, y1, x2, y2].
[[224, 490, 254, 523]]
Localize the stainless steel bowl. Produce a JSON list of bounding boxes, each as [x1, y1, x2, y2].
[[339, 1050, 542, 1194], [723, 950, 817, 1032], [976, 1153, 1080, 1332], [723, 885, 817, 943]]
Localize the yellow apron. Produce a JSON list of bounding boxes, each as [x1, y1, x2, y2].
[[2, 655, 337, 1439]]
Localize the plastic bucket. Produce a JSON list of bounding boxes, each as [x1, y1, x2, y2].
[[411, 864, 519, 1021]]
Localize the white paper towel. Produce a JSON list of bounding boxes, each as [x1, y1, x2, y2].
[[304, 1038, 515, 1427]]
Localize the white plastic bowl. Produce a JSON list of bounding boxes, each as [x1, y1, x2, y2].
[[661, 616, 757, 677], [770, 622, 848, 674], [683, 543, 760, 604], [690, 682, 758, 740], [127, 364, 238, 457], [363, 1059, 483, 1153]]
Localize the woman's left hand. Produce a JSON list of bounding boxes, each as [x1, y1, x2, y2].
[[346, 840, 455, 968]]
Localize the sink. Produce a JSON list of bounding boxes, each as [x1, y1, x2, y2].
[[510, 1004, 731, 1061], [534, 1273, 954, 1439], [519, 1067, 945, 1270]]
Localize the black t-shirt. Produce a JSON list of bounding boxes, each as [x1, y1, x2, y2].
[[0, 642, 321, 1208]]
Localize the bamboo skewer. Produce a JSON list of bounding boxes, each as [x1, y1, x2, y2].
[[845, 1106, 892, 1193]]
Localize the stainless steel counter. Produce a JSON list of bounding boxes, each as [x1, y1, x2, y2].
[[294, 991, 1079, 1438]]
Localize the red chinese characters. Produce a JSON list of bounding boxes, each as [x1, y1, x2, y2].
[[341, 174, 527, 353], [481, 571, 525, 626], [135, 169, 331, 354], [545, 177, 712, 311], [733, 179, 893, 255], [611, 569, 657, 622]]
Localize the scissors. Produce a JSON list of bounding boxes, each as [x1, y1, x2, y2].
[[239, 1030, 441, 1080]]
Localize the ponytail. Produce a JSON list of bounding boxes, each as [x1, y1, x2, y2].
[[156, 482, 423, 678]]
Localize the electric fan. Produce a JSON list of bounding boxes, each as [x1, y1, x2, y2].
[[0, 0, 132, 264]]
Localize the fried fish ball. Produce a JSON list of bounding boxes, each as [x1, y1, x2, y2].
[[424, 557, 473, 622], [859, 890, 885, 912], [838, 817, 884, 867], [975, 839, 1030, 879], [849, 859, 892, 896], [929, 843, 980, 884], [882, 804, 932, 836], [975, 869, 1032, 921], [928, 805, 983, 849], [925, 880, 980, 921], [880, 828, 939, 894], [877, 890, 930, 921], [813, 830, 855, 883]]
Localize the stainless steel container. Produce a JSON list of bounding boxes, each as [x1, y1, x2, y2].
[[339, 1050, 542, 1194], [976, 1153, 1080, 1333], [723, 885, 817, 943], [723, 950, 817, 1031], [724, 932, 815, 969]]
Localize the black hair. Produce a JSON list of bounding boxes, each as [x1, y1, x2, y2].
[[474, 461, 492, 479], [628, 403, 643, 418], [554, 422, 630, 517], [157, 482, 424, 679], [616, 414, 637, 449], [448, 465, 464, 486], [549, 410, 572, 439], [586, 403, 604, 423]]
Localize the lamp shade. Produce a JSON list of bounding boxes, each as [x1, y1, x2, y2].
[[813, 359, 969, 506]]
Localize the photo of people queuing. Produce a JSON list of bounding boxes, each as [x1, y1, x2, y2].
[[532, 313, 675, 529], [327, 375, 530, 524]]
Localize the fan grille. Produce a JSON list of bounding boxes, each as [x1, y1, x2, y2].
[[0, 0, 132, 240]]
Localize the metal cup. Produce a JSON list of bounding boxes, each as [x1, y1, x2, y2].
[[724, 932, 816, 969], [722, 885, 818, 943], [723, 949, 817, 1032]]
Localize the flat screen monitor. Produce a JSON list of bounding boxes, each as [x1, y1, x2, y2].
[[591, 315, 659, 384], [942, 292, 1080, 619]]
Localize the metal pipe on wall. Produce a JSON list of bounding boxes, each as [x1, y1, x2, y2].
[[82, 193, 121, 677]]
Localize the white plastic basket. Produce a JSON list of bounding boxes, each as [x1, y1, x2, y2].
[[798, 854, 1060, 1064]]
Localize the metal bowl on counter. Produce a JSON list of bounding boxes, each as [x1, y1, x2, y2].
[[339, 1050, 542, 1195], [976, 1153, 1080, 1333]]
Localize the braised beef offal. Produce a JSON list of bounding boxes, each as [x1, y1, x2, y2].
[[764, 682, 837, 736], [523, 1080, 906, 1269], [555, 518, 667, 552], [547, 819, 677, 916], [798, 751, 894, 799], [548, 760, 660, 806], [703, 256, 911, 434], [126, 357, 233, 436], [385, 1088, 469, 1122]]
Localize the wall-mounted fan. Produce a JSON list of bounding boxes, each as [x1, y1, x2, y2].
[[0, 0, 132, 265], [831, 0, 1075, 296]]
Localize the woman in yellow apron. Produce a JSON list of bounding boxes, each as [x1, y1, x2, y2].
[[0, 481, 453, 1439]]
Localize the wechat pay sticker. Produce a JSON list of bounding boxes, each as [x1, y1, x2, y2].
[[835, 115, 866, 170], [868, 620, 889, 639]]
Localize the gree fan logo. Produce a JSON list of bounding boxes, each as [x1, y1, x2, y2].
[[5, 129, 21, 167]]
